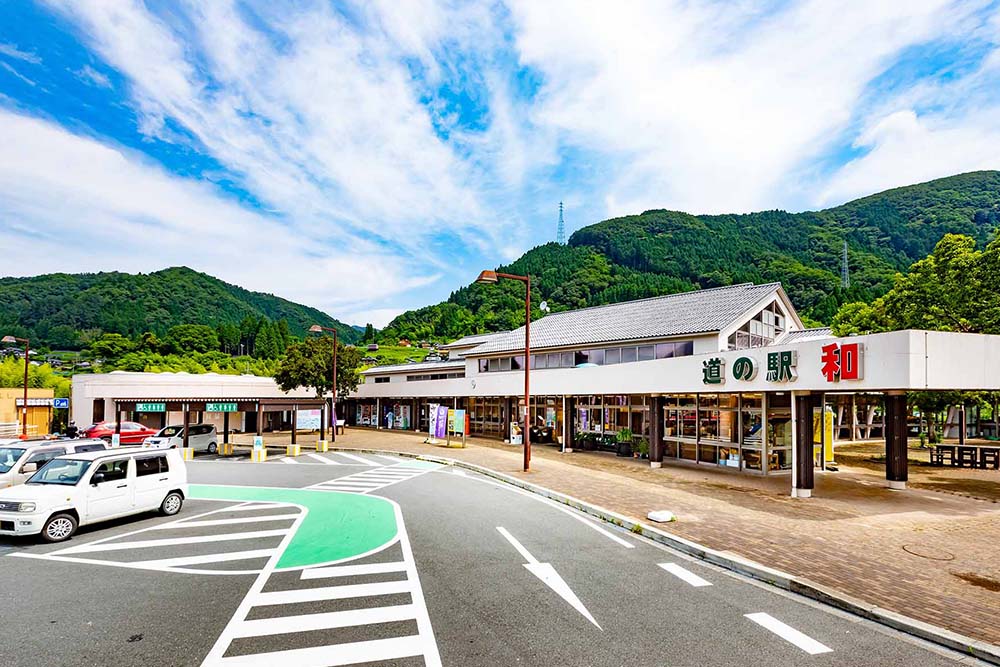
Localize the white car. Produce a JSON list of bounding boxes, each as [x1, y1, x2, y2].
[[0, 439, 109, 490], [0, 448, 188, 542], [143, 424, 218, 453]]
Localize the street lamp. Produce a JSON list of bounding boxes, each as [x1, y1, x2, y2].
[[309, 325, 338, 442], [476, 269, 533, 472], [1, 335, 30, 440]]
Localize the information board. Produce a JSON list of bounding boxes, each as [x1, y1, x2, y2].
[[206, 402, 237, 412]]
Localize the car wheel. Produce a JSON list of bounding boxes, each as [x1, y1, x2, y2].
[[159, 492, 183, 516], [207, 442, 217, 454], [41, 513, 77, 543], [100, 436, 112, 444]]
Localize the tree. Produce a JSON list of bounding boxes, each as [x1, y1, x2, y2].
[[163, 324, 220, 354], [273, 337, 362, 398], [90, 333, 133, 360], [361, 323, 375, 344], [254, 322, 280, 360]]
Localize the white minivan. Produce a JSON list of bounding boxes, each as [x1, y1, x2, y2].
[[0, 448, 188, 542], [0, 439, 109, 490], [143, 424, 218, 453]]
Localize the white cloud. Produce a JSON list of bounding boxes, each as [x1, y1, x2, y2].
[[74, 64, 111, 88], [0, 42, 42, 64], [343, 308, 406, 330], [0, 109, 439, 320]]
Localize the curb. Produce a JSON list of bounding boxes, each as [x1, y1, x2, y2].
[[331, 445, 1000, 665]]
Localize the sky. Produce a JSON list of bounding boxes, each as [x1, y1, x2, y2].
[[2, 1, 1000, 328]]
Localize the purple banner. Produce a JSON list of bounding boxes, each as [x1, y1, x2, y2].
[[434, 405, 449, 439]]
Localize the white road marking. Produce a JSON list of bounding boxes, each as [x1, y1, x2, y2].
[[149, 514, 300, 529], [496, 526, 601, 630], [57, 529, 288, 554], [308, 465, 436, 495], [279, 457, 299, 464], [301, 561, 408, 579], [658, 562, 712, 587], [201, 500, 440, 667], [371, 454, 403, 463], [454, 470, 634, 549], [745, 612, 833, 655], [334, 451, 380, 466], [215, 636, 425, 667], [129, 549, 276, 569], [305, 452, 341, 465]]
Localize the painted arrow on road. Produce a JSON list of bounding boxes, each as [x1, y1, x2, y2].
[[496, 526, 602, 630]]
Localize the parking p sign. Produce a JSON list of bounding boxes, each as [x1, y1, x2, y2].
[[53, 398, 69, 409]]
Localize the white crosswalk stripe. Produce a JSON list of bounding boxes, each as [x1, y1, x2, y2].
[[308, 464, 434, 494], [333, 451, 381, 466], [201, 504, 440, 667]]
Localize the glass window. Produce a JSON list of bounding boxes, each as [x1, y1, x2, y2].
[[94, 459, 129, 483], [638, 345, 655, 361], [562, 352, 574, 368], [621, 347, 637, 363], [479, 359, 488, 373], [574, 350, 589, 366], [499, 357, 511, 371], [675, 341, 694, 357], [589, 349, 605, 365], [374, 377, 389, 383], [532, 354, 546, 369], [512, 355, 523, 370], [27, 459, 91, 486], [605, 348, 621, 364], [488, 358, 500, 372], [680, 409, 697, 438], [26, 449, 65, 466], [547, 353, 562, 368], [655, 343, 674, 359], [136, 456, 167, 477], [0, 447, 26, 473]]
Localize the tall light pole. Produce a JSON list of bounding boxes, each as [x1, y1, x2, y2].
[[309, 325, 338, 442], [475, 270, 533, 472], [1, 335, 30, 440]]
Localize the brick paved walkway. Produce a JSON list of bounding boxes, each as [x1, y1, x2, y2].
[[310, 427, 1000, 647]]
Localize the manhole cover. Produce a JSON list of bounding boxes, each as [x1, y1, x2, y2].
[[902, 544, 955, 561]]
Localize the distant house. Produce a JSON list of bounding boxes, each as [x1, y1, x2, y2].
[[366, 343, 379, 352], [418, 340, 431, 348], [398, 339, 411, 347]]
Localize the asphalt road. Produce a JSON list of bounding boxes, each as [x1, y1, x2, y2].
[[0, 448, 989, 667]]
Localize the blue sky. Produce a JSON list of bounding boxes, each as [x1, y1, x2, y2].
[[2, 0, 1000, 327]]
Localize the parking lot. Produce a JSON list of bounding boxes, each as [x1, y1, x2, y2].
[[1, 449, 989, 667]]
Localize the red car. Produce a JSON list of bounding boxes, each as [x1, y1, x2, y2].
[[83, 421, 159, 445]]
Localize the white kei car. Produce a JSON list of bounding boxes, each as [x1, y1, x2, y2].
[[0, 448, 188, 542], [0, 439, 109, 490], [143, 424, 218, 453]]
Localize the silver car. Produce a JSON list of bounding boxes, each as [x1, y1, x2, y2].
[[143, 424, 218, 453]]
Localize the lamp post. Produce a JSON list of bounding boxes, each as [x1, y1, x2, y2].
[[309, 325, 338, 442], [1, 335, 30, 440], [475, 270, 533, 472]]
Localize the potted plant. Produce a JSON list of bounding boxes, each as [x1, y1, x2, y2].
[[635, 438, 650, 459], [615, 428, 634, 457]]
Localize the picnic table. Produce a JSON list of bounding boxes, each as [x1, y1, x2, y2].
[[930, 443, 1000, 469]]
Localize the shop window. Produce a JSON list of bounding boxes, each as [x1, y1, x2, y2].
[[547, 353, 562, 368], [561, 352, 574, 368], [512, 355, 523, 370], [638, 345, 655, 362], [589, 349, 605, 365], [675, 341, 694, 356], [479, 359, 488, 373], [605, 348, 621, 364], [574, 350, 589, 366], [488, 358, 500, 372], [621, 347, 638, 363], [533, 354, 546, 369], [374, 377, 389, 384], [500, 357, 512, 372], [655, 343, 674, 359]]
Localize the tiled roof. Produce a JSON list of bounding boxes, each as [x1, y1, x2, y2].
[[468, 283, 784, 356], [361, 360, 465, 376], [439, 332, 508, 349], [781, 327, 834, 343]]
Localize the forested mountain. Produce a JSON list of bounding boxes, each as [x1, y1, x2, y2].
[[379, 171, 1000, 342], [0, 266, 359, 349]]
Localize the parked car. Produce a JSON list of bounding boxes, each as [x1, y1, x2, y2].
[[0, 447, 187, 542], [0, 439, 109, 489], [143, 424, 218, 453], [83, 421, 159, 445]]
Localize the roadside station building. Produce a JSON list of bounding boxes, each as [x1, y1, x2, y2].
[[71, 372, 327, 443], [346, 282, 1000, 497], [0, 387, 56, 437]]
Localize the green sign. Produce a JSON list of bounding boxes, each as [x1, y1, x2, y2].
[[135, 402, 166, 412], [732, 356, 758, 381], [206, 402, 237, 412], [702, 357, 725, 385], [766, 350, 797, 383]]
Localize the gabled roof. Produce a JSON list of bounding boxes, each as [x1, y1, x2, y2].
[[468, 283, 786, 356], [439, 331, 509, 350]]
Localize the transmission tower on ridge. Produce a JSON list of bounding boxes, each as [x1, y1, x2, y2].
[[841, 240, 850, 289], [556, 201, 566, 244]]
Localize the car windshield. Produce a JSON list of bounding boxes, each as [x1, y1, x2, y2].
[[157, 426, 182, 437], [0, 447, 26, 473], [27, 459, 92, 486]]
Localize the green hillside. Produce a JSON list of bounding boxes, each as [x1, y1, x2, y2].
[[0, 266, 360, 348], [379, 171, 1000, 342]]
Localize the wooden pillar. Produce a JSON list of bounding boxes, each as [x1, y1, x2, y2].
[[223, 411, 230, 444], [649, 395, 663, 467], [183, 405, 191, 449], [885, 392, 908, 490], [319, 406, 326, 441], [291, 407, 297, 445], [115, 408, 122, 435], [566, 397, 577, 452], [256, 403, 263, 437], [959, 404, 967, 447], [794, 393, 816, 497]]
